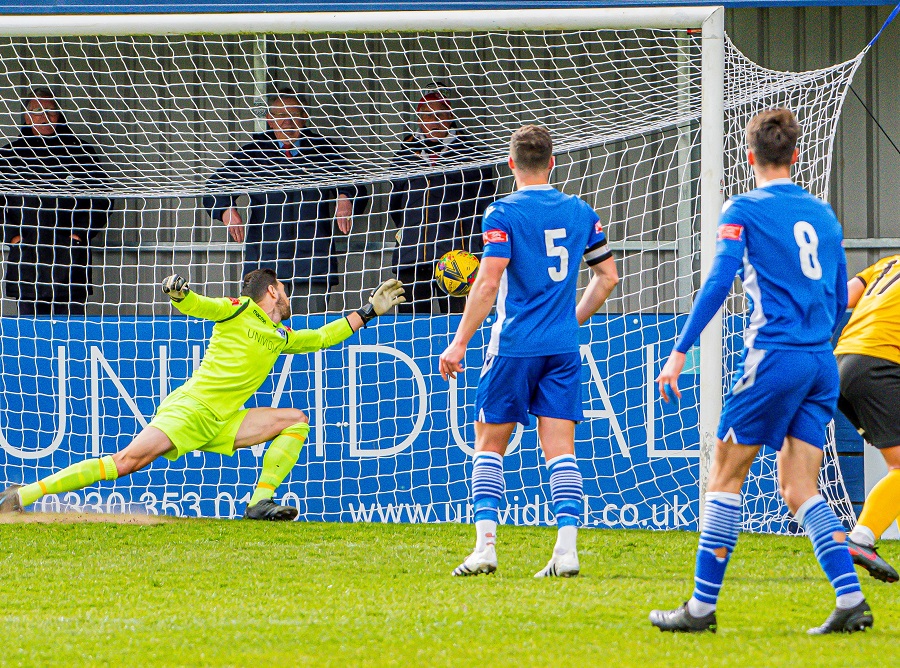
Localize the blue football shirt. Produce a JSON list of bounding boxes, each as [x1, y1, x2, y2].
[[716, 178, 846, 350], [481, 184, 611, 357]]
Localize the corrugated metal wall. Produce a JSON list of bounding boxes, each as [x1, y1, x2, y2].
[[727, 5, 900, 277]]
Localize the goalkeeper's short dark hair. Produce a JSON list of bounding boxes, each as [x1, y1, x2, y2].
[[746, 108, 800, 167], [241, 268, 279, 302], [510, 125, 553, 172]]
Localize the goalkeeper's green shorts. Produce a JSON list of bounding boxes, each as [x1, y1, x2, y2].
[[149, 388, 249, 460]]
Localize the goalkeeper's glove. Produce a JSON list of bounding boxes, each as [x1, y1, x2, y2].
[[162, 274, 190, 302], [356, 279, 405, 326]]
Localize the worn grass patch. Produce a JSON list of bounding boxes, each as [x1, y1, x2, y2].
[[0, 512, 170, 525]]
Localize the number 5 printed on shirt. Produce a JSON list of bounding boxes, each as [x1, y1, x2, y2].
[[545, 228, 568, 282]]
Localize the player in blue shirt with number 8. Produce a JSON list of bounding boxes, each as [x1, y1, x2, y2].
[[651, 108, 870, 635]]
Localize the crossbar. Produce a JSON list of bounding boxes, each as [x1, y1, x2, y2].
[[0, 7, 721, 37]]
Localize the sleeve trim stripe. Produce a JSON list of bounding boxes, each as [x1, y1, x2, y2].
[[856, 276, 868, 287], [215, 299, 250, 324]]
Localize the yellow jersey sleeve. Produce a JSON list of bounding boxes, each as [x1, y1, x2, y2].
[[171, 291, 247, 322], [855, 262, 881, 287], [282, 317, 354, 354], [835, 255, 900, 365]]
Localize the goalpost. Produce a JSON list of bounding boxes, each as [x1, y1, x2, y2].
[[0, 7, 859, 532]]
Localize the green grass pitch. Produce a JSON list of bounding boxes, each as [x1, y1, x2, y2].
[[1, 517, 897, 667]]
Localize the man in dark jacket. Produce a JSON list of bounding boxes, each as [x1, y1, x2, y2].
[[1, 88, 111, 316], [204, 91, 368, 314], [388, 89, 496, 314]]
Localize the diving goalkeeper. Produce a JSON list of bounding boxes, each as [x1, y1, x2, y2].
[[0, 269, 405, 520]]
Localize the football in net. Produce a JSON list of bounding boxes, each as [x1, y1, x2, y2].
[[434, 250, 480, 297]]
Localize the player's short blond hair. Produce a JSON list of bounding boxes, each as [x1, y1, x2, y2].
[[746, 108, 800, 168], [510, 124, 553, 172]]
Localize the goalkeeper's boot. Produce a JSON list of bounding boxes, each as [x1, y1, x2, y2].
[[0, 485, 23, 514], [649, 602, 717, 633], [534, 550, 579, 578], [847, 538, 899, 583], [243, 498, 298, 521], [452, 545, 497, 576], [807, 600, 873, 635]]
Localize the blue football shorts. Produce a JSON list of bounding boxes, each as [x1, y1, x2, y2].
[[474, 352, 583, 424], [717, 347, 839, 451]]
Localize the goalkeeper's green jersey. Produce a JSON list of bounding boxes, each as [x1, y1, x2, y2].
[[171, 291, 353, 419]]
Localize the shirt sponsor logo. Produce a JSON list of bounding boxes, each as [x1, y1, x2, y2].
[[247, 328, 280, 352], [594, 220, 604, 234], [483, 229, 508, 244], [276, 328, 287, 339], [483, 205, 496, 220], [252, 309, 268, 325], [717, 224, 743, 241], [230, 298, 241, 305]]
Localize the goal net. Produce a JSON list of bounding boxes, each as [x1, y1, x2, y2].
[[0, 9, 861, 532]]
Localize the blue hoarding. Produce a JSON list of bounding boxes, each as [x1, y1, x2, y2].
[[0, 314, 717, 529]]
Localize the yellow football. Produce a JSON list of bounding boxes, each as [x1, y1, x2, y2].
[[434, 250, 480, 297]]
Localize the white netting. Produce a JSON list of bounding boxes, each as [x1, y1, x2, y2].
[[724, 44, 862, 533], [0, 20, 861, 531]]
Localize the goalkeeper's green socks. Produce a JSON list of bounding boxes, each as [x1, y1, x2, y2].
[[18, 456, 119, 507], [248, 422, 309, 508]]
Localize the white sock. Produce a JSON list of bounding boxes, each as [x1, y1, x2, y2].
[[475, 519, 497, 551], [687, 597, 716, 617], [554, 525, 577, 555], [848, 525, 876, 548], [837, 591, 865, 610]]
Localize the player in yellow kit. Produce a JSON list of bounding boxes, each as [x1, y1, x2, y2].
[[835, 255, 900, 581], [0, 269, 405, 520]]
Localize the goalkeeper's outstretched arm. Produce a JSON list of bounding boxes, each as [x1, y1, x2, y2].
[[162, 274, 243, 321], [282, 279, 406, 354], [161, 273, 405, 349]]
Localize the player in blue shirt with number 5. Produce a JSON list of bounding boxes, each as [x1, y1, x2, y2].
[[439, 125, 619, 578], [651, 108, 871, 635]]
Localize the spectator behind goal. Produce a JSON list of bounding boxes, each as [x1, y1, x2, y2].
[[388, 85, 496, 314], [204, 89, 369, 315], [0, 87, 111, 316]]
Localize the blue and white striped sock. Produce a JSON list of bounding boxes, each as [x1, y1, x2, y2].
[[472, 451, 504, 551], [688, 491, 741, 617], [548, 454, 582, 554], [796, 495, 864, 609]]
